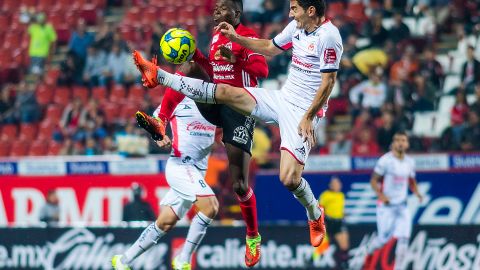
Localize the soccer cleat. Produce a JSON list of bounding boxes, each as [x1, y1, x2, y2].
[[171, 256, 191, 270], [308, 206, 326, 247], [132, 50, 159, 88], [245, 234, 261, 267], [111, 255, 131, 270], [135, 111, 166, 141]]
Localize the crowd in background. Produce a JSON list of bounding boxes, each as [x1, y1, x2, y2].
[[0, 0, 480, 162]]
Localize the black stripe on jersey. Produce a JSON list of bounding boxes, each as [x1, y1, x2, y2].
[[320, 69, 338, 73], [272, 39, 286, 51]]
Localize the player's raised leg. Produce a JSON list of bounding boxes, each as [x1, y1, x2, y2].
[[279, 150, 325, 247], [133, 51, 256, 116]]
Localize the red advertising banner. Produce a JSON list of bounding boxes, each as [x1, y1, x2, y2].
[[0, 175, 168, 226]]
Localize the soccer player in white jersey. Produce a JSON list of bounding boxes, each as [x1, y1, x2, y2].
[[364, 131, 423, 270], [112, 66, 218, 270], [133, 0, 343, 247]]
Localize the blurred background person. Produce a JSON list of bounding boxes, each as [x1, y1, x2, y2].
[[39, 189, 60, 225], [122, 183, 155, 222]]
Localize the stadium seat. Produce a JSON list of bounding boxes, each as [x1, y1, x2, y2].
[[147, 85, 165, 104], [1, 0, 18, 12], [128, 84, 145, 103], [10, 140, 29, 157], [92, 86, 108, 101], [345, 3, 368, 24], [0, 14, 10, 29], [81, 4, 97, 25], [327, 2, 345, 18], [443, 75, 461, 94], [37, 0, 54, 11], [45, 104, 64, 122], [38, 120, 56, 140], [125, 7, 141, 23], [0, 141, 11, 156], [1, 124, 17, 141], [109, 84, 127, 104], [19, 123, 38, 141], [119, 103, 139, 122], [53, 86, 72, 106], [47, 141, 63, 155], [72, 86, 90, 104], [103, 103, 120, 124], [28, 139, 48, 156], [438, 96, 455, 113], [36, 84, 54, 105], [412, 112, 450, 138]]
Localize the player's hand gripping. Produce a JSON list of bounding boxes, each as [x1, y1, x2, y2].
[[216, 22, 239, 42], [155, 135, 172, 149], [216, 45, 237, 63], [298, 116, 316, 147]]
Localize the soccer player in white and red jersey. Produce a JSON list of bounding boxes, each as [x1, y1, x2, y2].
[[135, 0, 268, 266], [112, 64, 218, 270], [364, 131, 423, 270], [133, 0, 342, 247]]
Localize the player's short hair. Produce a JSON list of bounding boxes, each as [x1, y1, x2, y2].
[[297, 0, 326, 17], [229, 0, 243, 13], [394, 131, 408, 138]]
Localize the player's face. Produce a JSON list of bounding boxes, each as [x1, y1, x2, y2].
[[289, 1, 312, 29], [392, 134, 409, 153], [214, 0, 237, 26]]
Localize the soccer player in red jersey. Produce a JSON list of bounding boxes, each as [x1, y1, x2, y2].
[[135, 0, 268, 267]]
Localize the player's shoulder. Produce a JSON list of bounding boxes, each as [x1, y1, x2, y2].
[[319, 20, 341, 36], [404, 154, 415, 165], [237, 24, 260, 38], [378, 152, 394, 163]]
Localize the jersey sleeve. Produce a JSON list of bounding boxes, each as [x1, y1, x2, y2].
[[272, 20, 297, 51], [374, 156, 387, 176], [318, 33, 342, 72]]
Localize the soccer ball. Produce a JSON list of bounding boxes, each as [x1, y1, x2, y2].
[[160, 28, 196, 64]]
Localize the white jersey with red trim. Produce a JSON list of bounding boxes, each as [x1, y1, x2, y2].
[[373, 152, 416, 205], [272, 19, 343, 111], [154, 98, 216, 170]]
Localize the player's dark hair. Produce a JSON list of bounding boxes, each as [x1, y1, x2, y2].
[[297, 0, 326, 17], [394, 131, 408, 138], [229, 0, 243, 13]]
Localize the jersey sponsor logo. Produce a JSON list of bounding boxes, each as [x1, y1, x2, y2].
[[212, 63, 234, 72], [324, 48, 337, 64], [213, 74, 235, 80], [233, 126, 249, 144], [292, 55, 313, 69], [180, 78, 204, 99], [186, 121, 216, 132]]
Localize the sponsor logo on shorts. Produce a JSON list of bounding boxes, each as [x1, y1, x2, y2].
[[233, 126, 249, 145], [244, 117, 255, 130]]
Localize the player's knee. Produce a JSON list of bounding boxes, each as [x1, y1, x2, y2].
[[155, 218, 177, 232], [232, 180, 249, 196], [279, 169, 301, 190], [203, 198, 219, 219], [215, 84, 234, 103]]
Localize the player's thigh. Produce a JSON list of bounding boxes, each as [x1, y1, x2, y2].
[[159, 189, 193, 221], [393, 207, 412, 239], [194, 195, 219, 219], [279, 150, 304, 187], [215, 84, 256, 115], [278, 101, 321, 165], [243, 87, 280, 123], [376, 206, 396, 242]]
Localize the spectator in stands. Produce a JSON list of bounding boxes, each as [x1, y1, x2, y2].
[[112, 30, 129, 52], [362, 11, 388, 48], [243, 0, 264, 23], [59, 138, 74, 155], [102, 136, 117, 154], [419, 47, 444, 90], [329, 131, 352, 155], [94, 21, 115, 52], [262, 0, 285, 24], [411, 75, 435, 112], [349, 66, 387, 117], [451, 91, 470, 145], [333, 15, 356, 42], [58, 52, 83, 86], [123, 46, 142, 86], [460, 111, 480, 151], [104, 43, 128, 85], [27, 12, 57, 75], [14, 81, 40, 123], [83, 45, 107, 87], [352, 129, 380, 156], [0, 85, 15, 124], [388, 11, 410, 44], [60, 97, 84, 138], [376, 111, 398, 152], [19, 6, 35, 24], [68, 19, 94, 71], [123, 183, 156, 222], [251, 126, 273, 168], [85, 137, 101, 155], [39, 189, 60, 225], [196, 15, 213, 56], [80, 99, 105, 129], [390, 45, 419, 84], [470, 83, 480, 115], [460, 45, 480, 94]]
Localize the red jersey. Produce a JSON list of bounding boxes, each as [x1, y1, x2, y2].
[[193, 23, 268, 87]]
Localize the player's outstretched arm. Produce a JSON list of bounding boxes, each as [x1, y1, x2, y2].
[[371, 173, 389, 204], [216, 22, 283, 57]]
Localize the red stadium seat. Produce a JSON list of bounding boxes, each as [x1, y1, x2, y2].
[[19, 123, 38, 141], [346, 3, 368, 24], [81, 4, 97, 25], [36, 83, 54, 105], [0, 14, 10, 29], [128, 84, 145, 104], [37, 0, 54, 11], [125, 7, 141, 23], [47, 141, 63, 155], [119, 103, 139, 123], [0, 141, 11, 156], [103, 103, 120, 124], [109, 84, 126, 104], [53, 86, 72, 106], [92, 86, 108, 101], [1, 124, 17, 141], [45, 104, 64, 122], [10, 141, 29, 157], [327, 2, 345, 18], [147, 85, 165, 104], [38, 120, 56, 140], [1, 0, 18, 12], [72, 86, 90, 104], [28, 139, 48, 156], [56, 24, 72, 45]]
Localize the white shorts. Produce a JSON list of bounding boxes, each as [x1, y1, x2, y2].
[[243, 87, 321, 164], [160, 157, 215, 218], [376, 204, 412, 243]]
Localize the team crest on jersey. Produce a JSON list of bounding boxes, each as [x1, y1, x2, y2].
[[308, 43, 315, 52], [212, 34, 220, 44], [224, 42, 233, 50], [233, 126, 249, 144]]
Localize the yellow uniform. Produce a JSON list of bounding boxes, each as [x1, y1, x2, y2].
[[319, 190, 345, 219]]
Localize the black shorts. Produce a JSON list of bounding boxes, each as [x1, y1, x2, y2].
[[195, 103, 255, 155], [325, 217, 348, 237]]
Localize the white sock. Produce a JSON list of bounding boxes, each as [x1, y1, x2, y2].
[[394, 238, 409, 270], [177, 212, 212, 263], [157, 69, 217, 104], [122, 222, 166, 265], [292, 178, 321, 221]]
